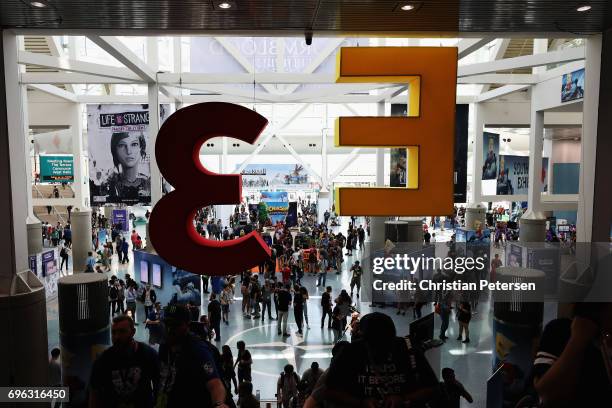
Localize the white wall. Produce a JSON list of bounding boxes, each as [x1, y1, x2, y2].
[[27, 90, 74, 127], [552, 139, 581, 163]]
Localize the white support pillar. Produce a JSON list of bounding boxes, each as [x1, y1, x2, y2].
[[527, 109, 544, 213], [70, 103, 88, 209], [1, 30, 49, 387], [577, 35, 602, 243], [321, 107, 328, 190], [148, 83, 162, 207], [533, 39, 548, 75], [469, 103, 484, 204]]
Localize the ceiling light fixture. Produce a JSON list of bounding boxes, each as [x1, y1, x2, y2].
[[22, 0, 49, 7], [576, 5, 592, 12], [400, 4, 416, 11], [218, 2, 232, 9]]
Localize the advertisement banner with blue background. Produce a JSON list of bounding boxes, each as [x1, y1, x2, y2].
[[496, 156, 549, 195], [112, 209, 129, 232], [39, 155, 74, 183], [561, 68, 585, 103], [260, 191, 289, 225]]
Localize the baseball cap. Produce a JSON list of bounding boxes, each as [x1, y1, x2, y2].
[[163, 304, 191, 324]]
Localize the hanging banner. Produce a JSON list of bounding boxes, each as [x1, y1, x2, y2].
[[496, 156, 550, 195], [112, 209, 129, 232], [561, 68, 585, 103], [42, 250, 57, 277], [241, 164, 312, 188], [260, 191, 289, 226], [482, 132, 500, 180], [39, 155, 74, 183], [87, 104, 169, 205], [496, 155, 528, 195]]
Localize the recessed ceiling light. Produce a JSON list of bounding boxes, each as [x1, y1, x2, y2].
[[576, 5, 592, 12], [218, 2, 232, 9], [25, 0, 49, 7], [400, 4, 416, 11]]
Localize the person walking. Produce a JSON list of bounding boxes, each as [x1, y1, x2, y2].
[[221, 345, 239, 396], [261, 280, 274, 323], [89, 315, 159, 407], [116, 280, 126, 315], [456, 301, 472, 343], [293, 284, 305, 336], [48, 348, 62, 387], [435, 368, 474, 407], [321, 286, 333, 329], [108, 280, 119, 315], [438, 293, 452, 341], [300, 286, 310, 329], [276, 364, 300, 408], [120, 238, 129, 264], [277, 283, 292, 337], [126, 283, 138, 325], [234, 341, 253, 385], [141, 284, 157, 323], [349, 261, 363, 298], [208, 293, 222, 342], [145, 302, 163, 347], [59, 245, 70, 274], [220, 284, 233, 325]]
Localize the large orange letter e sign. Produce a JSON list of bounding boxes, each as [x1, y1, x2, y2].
[[335, 47, 458, 216]]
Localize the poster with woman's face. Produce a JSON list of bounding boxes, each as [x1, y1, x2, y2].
[[87, 104, 168, 205]]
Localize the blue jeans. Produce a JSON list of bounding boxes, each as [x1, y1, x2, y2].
[[317, 272, 327, 286]]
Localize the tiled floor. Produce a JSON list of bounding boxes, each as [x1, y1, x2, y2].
[[44, 219, 556, 406]]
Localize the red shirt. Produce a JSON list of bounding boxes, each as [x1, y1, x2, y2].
[[281, 266, 291, 282]]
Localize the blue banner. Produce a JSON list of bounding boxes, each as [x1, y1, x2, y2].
[[112, 209, 129, 231]]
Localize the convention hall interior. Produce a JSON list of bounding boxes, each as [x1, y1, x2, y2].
[[1, 1, 611, 407]]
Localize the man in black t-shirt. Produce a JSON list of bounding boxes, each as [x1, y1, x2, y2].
[[325, 312, 438, 407], [533, 303, 612, 407], [321, 286, 333, 329], [89, 315, 159, 408], [277, 284, 292, 336], [434, 368, 473, 408], [156, 305, 228, 408]]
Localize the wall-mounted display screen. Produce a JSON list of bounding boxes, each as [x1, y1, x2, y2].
[[140, 260, 149, 283], [152, 264, 162, 288]]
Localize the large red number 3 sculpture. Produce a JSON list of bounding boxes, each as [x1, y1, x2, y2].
[[149, 102, 271, 276]]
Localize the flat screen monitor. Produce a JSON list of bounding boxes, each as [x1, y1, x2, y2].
[[140, 260, 149, 283], [152, 264, 162, 288], [409, 312, 434, 345]]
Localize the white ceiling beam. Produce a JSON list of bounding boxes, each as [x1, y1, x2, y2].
[[285, 83, 393, 103], [282, 37, 346, 95], [28, 84, 78, 103], [457, 38, 495, 59], [476, 84, 530, 103], [159, 72, 336, 84], [74, 94, 478, 104], [21, 72, 140, 84], [233, 104, 312, 174], [458, 74, 538, 84], [329, 148, 361, 183], [17, 51, 140, 81], [377, 85, 408, 102], [46, 36, 75, 93], [214, 37, 278, 95], [537, 60, 585, 82], [177, 83, 281, 103], [274, 133, 323, 183], [87, 36, 157, 82], [478, 38, 511, 95], [458, 46, 585, 77]]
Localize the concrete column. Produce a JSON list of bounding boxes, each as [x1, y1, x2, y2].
[[519, 211, 547, 242], [0, 31, 49, 387], [148, 83, 162, 207], [69, 103, 89, 209], [71, 209, 92, 272], [527, 109, 544, 212], [577, 35, 601, 243], [469, 103, 484, 204], [465, 206, 486, 230], [27, 222, 42, 255]]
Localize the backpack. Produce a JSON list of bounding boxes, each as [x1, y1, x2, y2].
[[223, 229, 229, 240]]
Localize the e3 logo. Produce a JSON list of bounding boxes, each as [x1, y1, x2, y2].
[[335, 47, 458, 216], [149, 103, 271, 276]]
